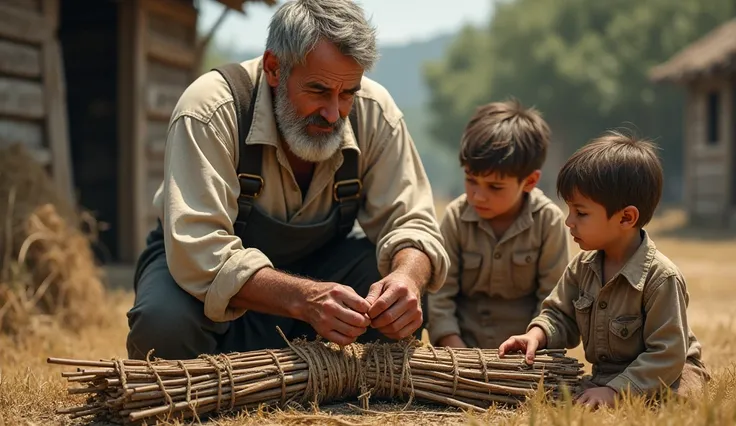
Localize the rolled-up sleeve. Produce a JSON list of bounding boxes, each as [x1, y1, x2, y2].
[[356, 117, 449, 292], [427, 205, 462, 343], [527, 263, 581, 349], [161, 112, 273, 322]]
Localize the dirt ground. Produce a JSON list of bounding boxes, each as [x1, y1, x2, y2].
[[2, 208, 736, 425]]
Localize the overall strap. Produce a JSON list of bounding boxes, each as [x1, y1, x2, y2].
[[211, 63, 263, 233], [333, 107, 362, 236]]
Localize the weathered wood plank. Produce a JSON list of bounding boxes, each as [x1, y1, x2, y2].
[[146, 120, 168, 153], [117, 0, 138, 261], [133, 3, 149, 258], [692, 161, 726, 178], [146, 81, 186, 120], [694, 199, 723, 215], [148, 11, 194, 44], [27, 146, 51, 165], [147, 33, 195, 69], [694, 175, 727, 198], [0, 3, 47, 44], [143, 0, 196, 28], [0, 118, 43, 149], [0, 39, 41, 78], [42, 0, 75, 205], [145, 177, 163, 216], [148, 60, 190, 87], [0, 77, 44, 119], [0, 0, 42, 12]]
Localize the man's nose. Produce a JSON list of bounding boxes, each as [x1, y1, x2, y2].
[[320, 96, 340, 124]]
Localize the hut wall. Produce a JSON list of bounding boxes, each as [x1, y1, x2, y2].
[[119, 0, 199, 261], [686, 76, 734, 227], [0, 0, 73, 202]]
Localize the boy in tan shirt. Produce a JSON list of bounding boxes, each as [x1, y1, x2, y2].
[[428, 100, 570, 349], [499, 132, 710, 408]]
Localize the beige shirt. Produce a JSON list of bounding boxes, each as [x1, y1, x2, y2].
[[151, 57, 449, 323], [529, 230, 706, 395], [428, 188, 570, 348]]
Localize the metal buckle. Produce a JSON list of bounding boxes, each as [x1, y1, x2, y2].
[[333, 178, 362, 202], [237, 173, 264, 198]]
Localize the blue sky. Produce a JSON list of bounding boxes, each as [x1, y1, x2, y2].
[[199, 0, 494, 51]]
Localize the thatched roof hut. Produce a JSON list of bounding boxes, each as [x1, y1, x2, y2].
[[649, 18, 736, 228]]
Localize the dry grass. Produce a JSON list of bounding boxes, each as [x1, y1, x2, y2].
[[0, 144, 108, 334], [2, 208, 736, 425]]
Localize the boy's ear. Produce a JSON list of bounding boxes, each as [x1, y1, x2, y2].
[[522, 170, 541, 192], [619, 206, 640, 229]]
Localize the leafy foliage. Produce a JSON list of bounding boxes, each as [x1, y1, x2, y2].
[[424, 0, 736, 201]]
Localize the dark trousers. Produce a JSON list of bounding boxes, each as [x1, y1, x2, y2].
[[125, 232, 428, 360]]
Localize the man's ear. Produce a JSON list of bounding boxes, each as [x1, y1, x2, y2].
[[262, 50, 281, 88], [522, 170, 541, 192], [619, 206, 640, 229]]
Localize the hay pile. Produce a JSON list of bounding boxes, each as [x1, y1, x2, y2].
[[49, 329, 584, 425], [0, 144, 107, 334]]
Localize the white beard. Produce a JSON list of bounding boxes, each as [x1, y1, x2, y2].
[[273, 74, 345, 163]]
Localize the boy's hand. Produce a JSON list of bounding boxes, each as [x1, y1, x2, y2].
[[437, 334, 467, 348], [575, 386, 617, 409], [498, 326, 548, 365]]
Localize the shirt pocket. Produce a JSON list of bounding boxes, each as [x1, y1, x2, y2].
[[459, 251, 483, 294], [608, 314, 645, 362], [573, 292, 595, 348], [511, 250, 539, 295]]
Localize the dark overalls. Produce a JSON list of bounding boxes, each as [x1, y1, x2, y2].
[[125, 64, 426, 360]]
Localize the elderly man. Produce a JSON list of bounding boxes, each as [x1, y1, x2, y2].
[[125, 0, 449, 360]]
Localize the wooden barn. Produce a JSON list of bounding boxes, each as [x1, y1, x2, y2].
[[650, 18, 736, 228], [0, 0, 276, 264]]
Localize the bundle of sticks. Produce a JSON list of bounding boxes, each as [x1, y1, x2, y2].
[[49, 331, 584, 425]]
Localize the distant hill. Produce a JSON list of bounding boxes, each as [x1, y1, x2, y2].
[[365, 34, 455, 109]]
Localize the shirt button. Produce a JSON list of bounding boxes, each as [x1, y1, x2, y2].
[[599, 301, 607, 309], [600, 355, 608, 361], [621, 328, 629, 337], [525, 256, 532, 263], [494, 253, 501, 259]]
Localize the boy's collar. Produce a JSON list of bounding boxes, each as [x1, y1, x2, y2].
[[580, 229, 657, 291]]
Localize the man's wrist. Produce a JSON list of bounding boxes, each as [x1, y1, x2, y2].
[[233, 267, 314, 321], [390, 246, 432, 294], [287, 276, 319, 322]]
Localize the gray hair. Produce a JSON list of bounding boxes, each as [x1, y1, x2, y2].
[[265, 0, 379, 72]]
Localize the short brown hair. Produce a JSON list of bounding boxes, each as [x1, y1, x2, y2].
[[459, 98, 551, 179], [556, 130, 663, 228]]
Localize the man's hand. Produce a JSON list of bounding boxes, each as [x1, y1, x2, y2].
[[299, 281, 372, 346], [498, 326, 548, 365], [365, 271, 423, 339], [575, 386, 618, 409], [437, 334, 467, 348], [364, 247, 431, 340]]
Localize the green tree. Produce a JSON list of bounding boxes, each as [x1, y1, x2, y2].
[[424, 0, 736, 201]]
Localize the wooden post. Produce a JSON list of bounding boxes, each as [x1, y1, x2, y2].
[[116, 0, 149, 262], [41, 0, 75, 206], [133, 2, 149, 258]]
